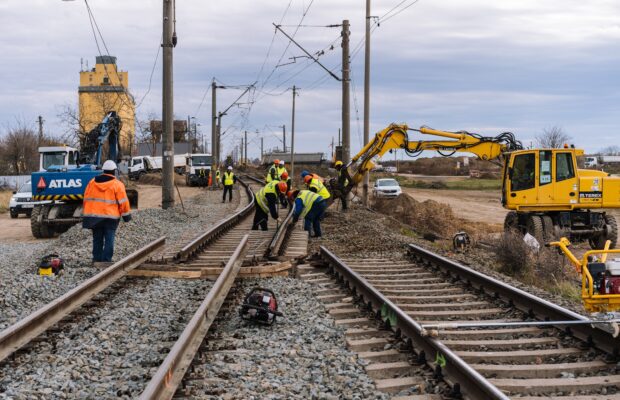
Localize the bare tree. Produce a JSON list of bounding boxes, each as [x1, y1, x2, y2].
[[0, 120, 59, 175], [535, 126, 571, 148], [598, 145, 620, 156]]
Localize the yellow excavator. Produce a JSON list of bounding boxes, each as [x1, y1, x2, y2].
[[341, 123, 620, 249]]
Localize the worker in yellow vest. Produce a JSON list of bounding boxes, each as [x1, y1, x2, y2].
[[265, 159, 279, 183], [253, 181, 288, 231], [279, 171, 291, 209], [221, 166, 237, 203], [303, 174, 331, 200], [290, 189, 327, 237], [215, 169, 221, 188], [276, 160, 287, 179], [334, 161, 349, 210]]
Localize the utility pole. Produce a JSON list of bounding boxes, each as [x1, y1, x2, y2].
[[37, 116, 44, 145], [244, 130, 248, 165], [260, 137, 264, 161], [162, 0, 175, 209], [362, 0, 372, 206], [217, 112, 223, 167], [341, 19, 351, 164], [240, 137, 244, 165], [291, 85, 297, 179], [187, 115, 191, 154], [211, 80, 217, 166], [282, 125, 286, 152]]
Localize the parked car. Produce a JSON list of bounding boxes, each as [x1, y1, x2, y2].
[[9, 180, 38, 218], [372, 178, 402, 198]]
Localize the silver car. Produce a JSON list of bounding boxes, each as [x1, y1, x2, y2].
[[372, 178, 402, 198], [8, 181, 47, 218]]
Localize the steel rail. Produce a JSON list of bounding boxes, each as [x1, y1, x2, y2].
[[266, 207, 294, 258], [175, 179, 255, 262], [0, 236, 165, 364], [319, 246, 509, 400], [407, 243, 620, 355], [140, 234, 249, 400]]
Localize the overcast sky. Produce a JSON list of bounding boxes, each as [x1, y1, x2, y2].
[[0, 0, 618, 160]]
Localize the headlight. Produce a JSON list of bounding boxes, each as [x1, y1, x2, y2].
[[10, 197, 17, 202]]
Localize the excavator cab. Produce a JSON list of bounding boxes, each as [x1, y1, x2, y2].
[[551, 238, 620, 312]]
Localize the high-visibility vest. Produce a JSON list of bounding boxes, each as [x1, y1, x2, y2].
[[338, 169, 349, 187], [255, 181, 278, 213], [298, 190, 322, 218], [309, 177, 330, 200], [83, 175, 131, 220], [216, 170, 221, 179], [266, 165, 277, 183], [224, 172, 235, 185], [276, 166, 287, 179]]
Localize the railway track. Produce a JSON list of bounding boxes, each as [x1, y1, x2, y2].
[[299, 244, 620, 399], [0, 179, 307, 398]]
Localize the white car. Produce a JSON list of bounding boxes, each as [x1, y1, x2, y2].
[[8, 181, 46, 219], [372, 178, 402, 198]]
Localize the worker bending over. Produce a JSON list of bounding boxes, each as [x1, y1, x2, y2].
[[291, 189, 327, 238], [334, 161, 349, 210], [279, 171, 291, 208], [304, 174, 331, 201], [253, 181, 288, 231], [222, 166, 237, 203], [82, 160, 132, 264], [266, 159, 279, 183]]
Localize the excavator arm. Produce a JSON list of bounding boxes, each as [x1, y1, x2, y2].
[[344, 123, 522, 187]]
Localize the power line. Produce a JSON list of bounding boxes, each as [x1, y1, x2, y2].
[[135, 36, 162, 109], [379, 0, 421, 25]]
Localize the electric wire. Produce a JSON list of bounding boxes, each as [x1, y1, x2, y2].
[[135, 36, 162, 109]]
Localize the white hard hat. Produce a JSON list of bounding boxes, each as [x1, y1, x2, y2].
[[279, 160, 285, 165], [102, 160, 117, 171], [227, 166, 233, 170]]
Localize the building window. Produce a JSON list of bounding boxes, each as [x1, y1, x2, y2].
[[103, 77, 110, 85]]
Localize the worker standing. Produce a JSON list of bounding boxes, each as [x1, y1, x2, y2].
[[304, 174, 331, 201], [253, 181, 288, 231], [82, 160, 132, 264], [215, 168, 221, 188], [266, 159, 279, 183], [334, 161, 349, 210], [222, 166, 237, 203], [276, 160, 288, 180], [290, 189, 327, 238]]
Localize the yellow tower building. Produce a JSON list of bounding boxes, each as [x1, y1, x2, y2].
[[79, 56, 135, 155]]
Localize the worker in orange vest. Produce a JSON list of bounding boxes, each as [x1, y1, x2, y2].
[[82, 160, 132, 264]]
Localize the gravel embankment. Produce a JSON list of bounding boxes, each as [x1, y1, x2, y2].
[[0, 189, 239, 330], [0, 278, 213, 399], [310, 204, 589, 316], [189, 277, 388, 400]]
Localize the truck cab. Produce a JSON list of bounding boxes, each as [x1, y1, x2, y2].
[[38, 146, 79, 171], [185, 153, 213, 186]]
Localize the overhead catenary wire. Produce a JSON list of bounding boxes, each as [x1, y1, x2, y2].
[[135, 35, 162, 109]]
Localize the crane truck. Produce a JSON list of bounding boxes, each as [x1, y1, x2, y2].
[[339, 123, 619, 249], [30, 111, 138, 238]]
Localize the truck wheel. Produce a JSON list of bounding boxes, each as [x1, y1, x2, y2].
[[31, 206, 43, 238], [525, 215, 544, 244], [589, 214, 618, 250], [138, 171, 146, 181], [10, 209, 18, 219], [503, 211, 519, 232], [541, 215, 556, 243], [31, 205, 54, 239]]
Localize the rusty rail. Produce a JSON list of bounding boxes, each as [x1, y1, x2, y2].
[[140, 235, 249, 400], [175, 178, 254, 262], [0, 236, 165, 364]]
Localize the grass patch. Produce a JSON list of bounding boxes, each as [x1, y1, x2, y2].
[[395, 177, 501, 191], [400, 227, 419, 238], [0, 190, 13, 213], [549, 280, 582, 303]]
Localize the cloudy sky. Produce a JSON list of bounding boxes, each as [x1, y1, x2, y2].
[[0, 0, 619, 160]]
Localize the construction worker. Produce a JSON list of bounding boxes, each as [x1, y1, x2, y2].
[[222, 166, 237, 203], [277, 160, 287, 180], [82, 160, 132, 264], [266, 159, 279, 183], [215, 168, 221, 188], [290, 189, 327, 238], [278, 171, 291, 209], [334, 161, 349, 210], [304, 174, 331, 200], [253, 181, 288, 231]]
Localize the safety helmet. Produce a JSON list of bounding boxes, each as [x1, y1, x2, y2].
[[274, 159, 280, 165], [277, 181, 288, 193], [227, 166, 233, 170], [303, 175, 313, 184], [334, 161, 343, 168], [102, 160, 117, 171], [279, 160, 285, 166], [300, 170, 310, 178], [281, 172, 288, 180]]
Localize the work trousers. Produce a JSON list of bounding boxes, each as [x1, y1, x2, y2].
[[223, 185, 233, 202], [304, 200, 327, 237], [92, 226, 117, 262], [252, 207, 269, 231]]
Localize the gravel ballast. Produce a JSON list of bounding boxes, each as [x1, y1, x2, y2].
[[0, 278, 213, 398], [0, 189, 239, 330], [188, 277, 388, 400]]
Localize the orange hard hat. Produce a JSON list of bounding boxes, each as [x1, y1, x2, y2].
[[281, 172, 289, 180], [274, 159, 280, 164], [304, 175, 313, 184], [277, 181, 288, 193]]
